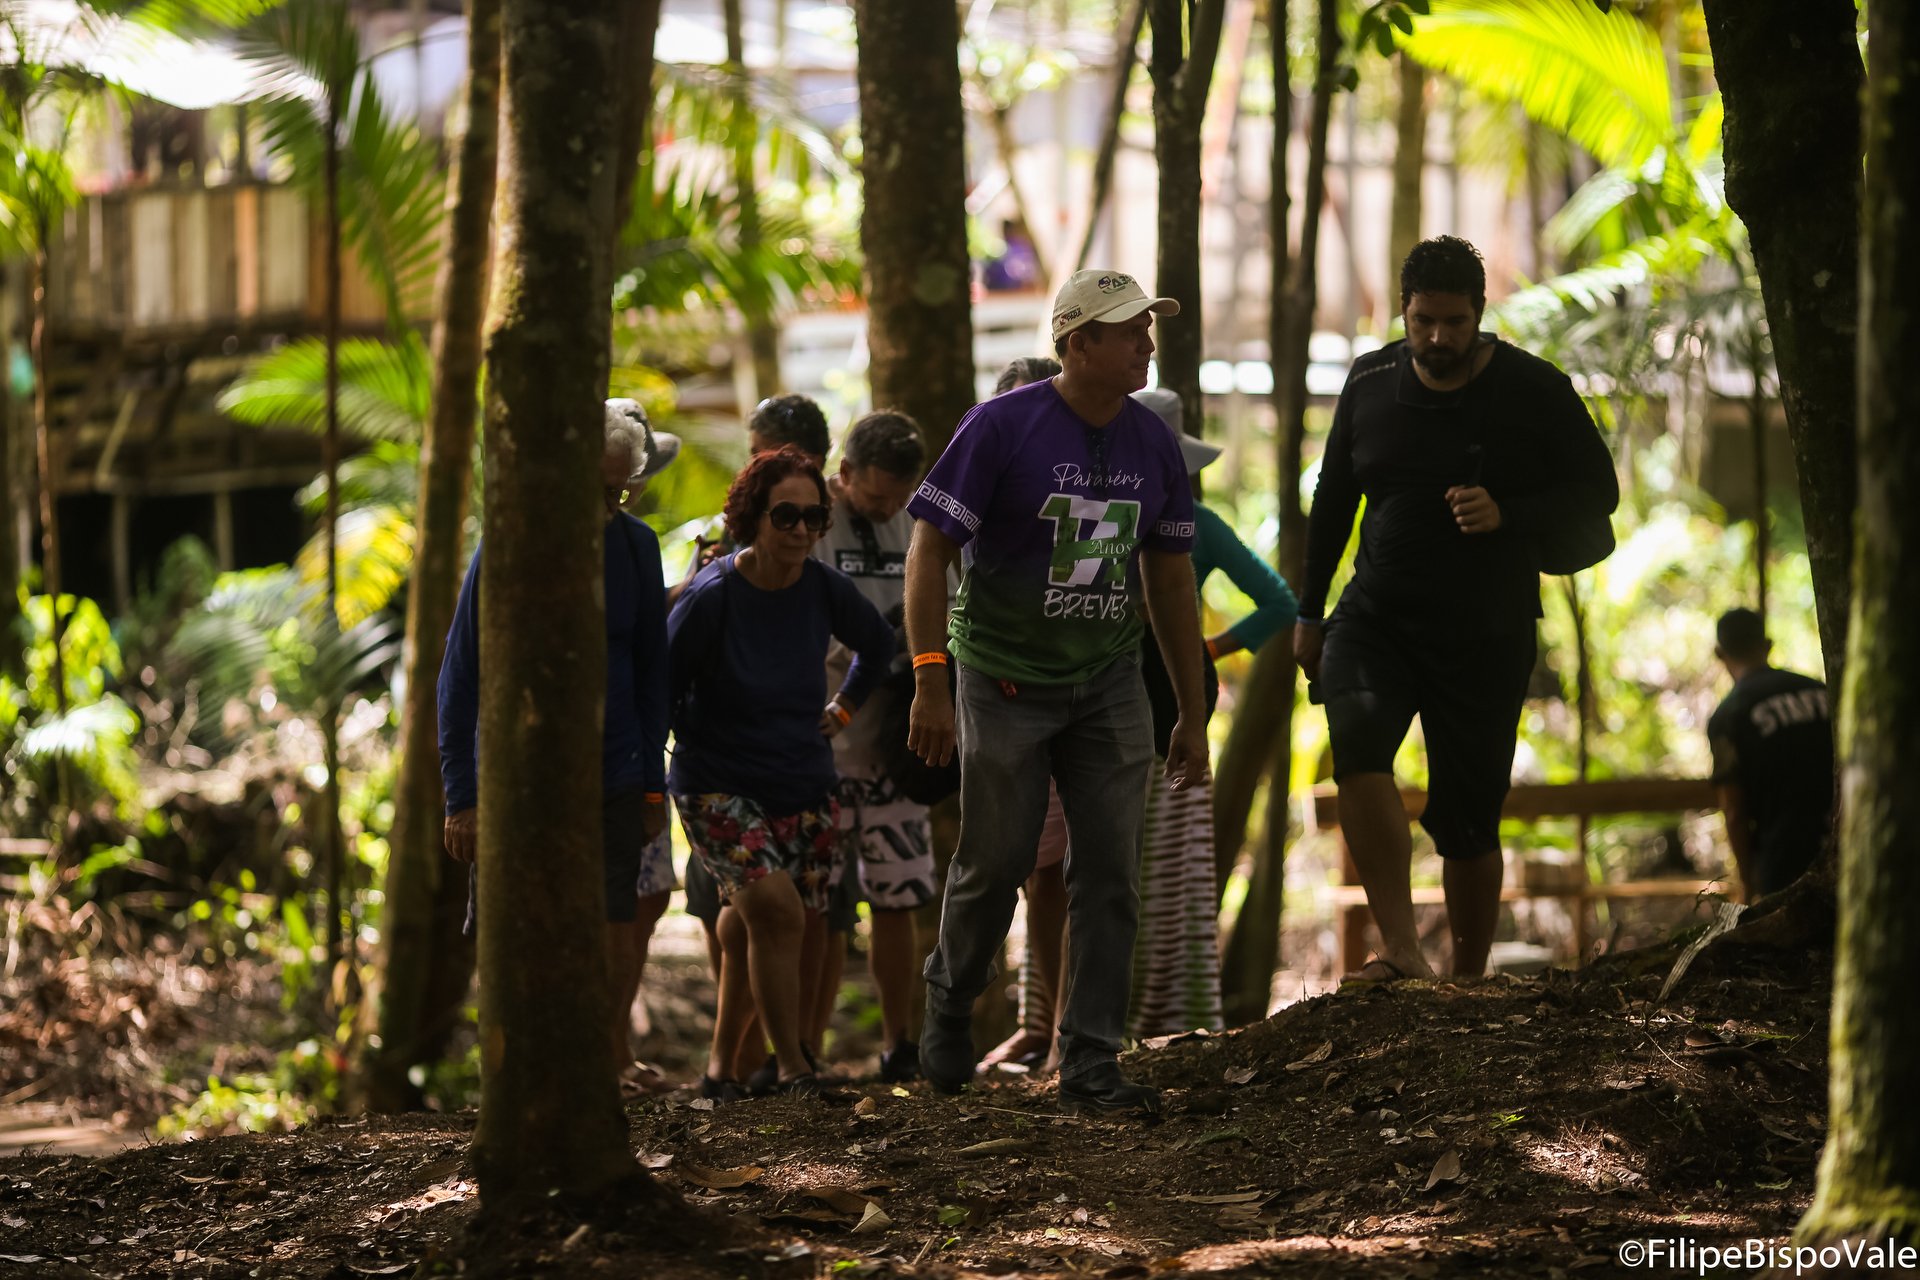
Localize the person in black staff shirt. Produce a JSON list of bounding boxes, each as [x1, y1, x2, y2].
[[1293, 236, 1618, 982], [1707, 608, 1834, 902]]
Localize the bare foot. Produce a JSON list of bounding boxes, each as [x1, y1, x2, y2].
[[981, 1030, 1049, 1069]]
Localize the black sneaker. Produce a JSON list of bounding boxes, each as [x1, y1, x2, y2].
[[1058, 1060, 1160, 1116], [921, 1007, 976, 1095], [699, 1075, 745, 1104], [878, 1039, 921, 1084], [748, 1047, 820, 1096], [772, 1073, 822, 1097], [746, 1054, 780, 1096]]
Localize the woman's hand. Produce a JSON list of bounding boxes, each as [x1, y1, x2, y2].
[[820, 698, 852, 740]]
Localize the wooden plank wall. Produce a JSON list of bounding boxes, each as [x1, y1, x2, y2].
[[42, 183, 430, 339]]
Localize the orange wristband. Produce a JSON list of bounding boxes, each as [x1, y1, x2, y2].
[[1205, 637, 1221, 660], [828, 701, 852, 726], [643, 792, 665, 803], [912, 651, 950, 669]]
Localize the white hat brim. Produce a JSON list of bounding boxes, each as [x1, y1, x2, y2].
[[1093, 295, 1181, 326], [1179, 434, 1223, 473]]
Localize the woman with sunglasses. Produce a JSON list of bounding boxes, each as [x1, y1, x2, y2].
[[668, 446, 895, 1097]]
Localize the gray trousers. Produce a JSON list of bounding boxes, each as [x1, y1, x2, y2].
[[923, 656, 1155, 1075]]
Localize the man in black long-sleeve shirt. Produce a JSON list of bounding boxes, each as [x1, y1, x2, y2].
[[1293, 237, 1617, 980]]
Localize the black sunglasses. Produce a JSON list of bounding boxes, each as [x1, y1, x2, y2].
[[767, 501, 830, 532]]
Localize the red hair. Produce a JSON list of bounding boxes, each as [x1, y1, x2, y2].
[[723, 445, 832, 545]]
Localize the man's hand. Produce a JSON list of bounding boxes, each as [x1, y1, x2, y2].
[[1293, 622, 1325, 682], [642, 796, 668, 842], [1445, 485, 1503, 534], [1163, 716, 1210, 792], [908, 670, 957, 767], [444, 807, 478, 863], [819, 699, 850, 740]]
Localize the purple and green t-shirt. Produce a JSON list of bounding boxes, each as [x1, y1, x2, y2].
[[909, 378, 1196, 685]]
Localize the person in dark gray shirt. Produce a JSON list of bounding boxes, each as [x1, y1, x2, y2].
[[1708, 608, 1834, 901]]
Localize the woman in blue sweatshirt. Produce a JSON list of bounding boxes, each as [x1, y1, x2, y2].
[[669, 446, 895, 1097]]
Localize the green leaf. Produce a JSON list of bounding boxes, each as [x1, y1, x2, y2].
[[1390, 7, 1414, 35], [217, 335, 430, 444], [1400, 0, 1671, 171]]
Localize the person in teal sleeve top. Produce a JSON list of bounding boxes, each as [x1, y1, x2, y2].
[[1130, 388, 1297, 1037]]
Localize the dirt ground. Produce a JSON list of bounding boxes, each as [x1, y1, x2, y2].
[[0, 939, 1830, 1279]]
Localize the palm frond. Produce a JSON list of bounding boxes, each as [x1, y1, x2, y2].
[[216, 334, 430, 444], [1401, 0, 1671, 172], [337, 66, 444, 323], [293, 504, 415, 628]]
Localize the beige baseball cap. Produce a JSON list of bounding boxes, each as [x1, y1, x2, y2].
[[1050, 269, 1180, 341]]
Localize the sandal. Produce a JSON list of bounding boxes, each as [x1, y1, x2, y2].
[[1340, 957, 1414, 988]]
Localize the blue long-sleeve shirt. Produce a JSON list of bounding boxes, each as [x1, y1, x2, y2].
[[667, 553, 895, 813], [437, 514, 671, 814], [1193, 503, 1298, 653]]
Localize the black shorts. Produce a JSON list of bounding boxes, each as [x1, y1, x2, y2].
[[1318, 607, 1534, 861], [463, 782, 653, 935]]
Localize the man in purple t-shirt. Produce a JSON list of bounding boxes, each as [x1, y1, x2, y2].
[[901, 269, 1211, 1114]]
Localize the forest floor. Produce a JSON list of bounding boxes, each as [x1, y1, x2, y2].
[[0, 938, 1830, 1279]]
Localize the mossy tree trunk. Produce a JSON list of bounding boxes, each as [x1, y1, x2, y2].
[[723, 0, 780, 400], [1797, 1, 1920, 1250], [1074, 0, 1149, 273], [1700, 0, 1861, 695], [611, 0, 663, 234], [362, 0, 501, 1114], [1147, 0, 1226, 445], [1217, 0, 1332, 1022], [470, 0, 641, 1214], [1386, 52, 1425, 309], [851, 0, 974, 453], [1213, 0, 1328, 896]]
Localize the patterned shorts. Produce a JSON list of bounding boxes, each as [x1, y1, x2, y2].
[[835, 769, 936, 912], [672, 791, 842, 913]]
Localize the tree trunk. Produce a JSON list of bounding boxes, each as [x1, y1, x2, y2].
[[0, 283, 17, 673], [852, 0, 975, 453], [1215, 0, 1332, 1018], [1748, 326, 1769, 624], [1148, 0, 1227, 442], [32, 228, 73, 818], [362, 0, 501, 1115], [988, 102, 1051, 285], [1387, 53, 1425, 305], [321, 103, 346, 984], [611, 0, 663, 234], [1212, 0, 1327, 891], [1700, 0, 1861, 694], [723, 0, 780, 400], [1797, 1, 1920, 1248], [1075, 0, 1150, 273], [471, 0, 643, 1215]]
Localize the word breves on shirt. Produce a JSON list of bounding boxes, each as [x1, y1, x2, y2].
[[1040, 493, 1138, 621], [1749, 687, 1829, 737]]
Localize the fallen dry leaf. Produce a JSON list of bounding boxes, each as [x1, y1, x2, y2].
[[1172, 1190, 1266, 1205], [678, 1163, 764, 1190], [853, 1096, 879, 1117], [852, 1201, 893, 1234], [799, 1185, 874, 1216], [1223, 1066, 1257, 1086], [1284, 1042, 1334, 1071], [957, 1137, 1033, 1158], [1423, 1150, 1463, 1192]]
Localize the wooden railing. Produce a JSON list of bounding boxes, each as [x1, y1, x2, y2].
[[1309, 777, 1726, 972]]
